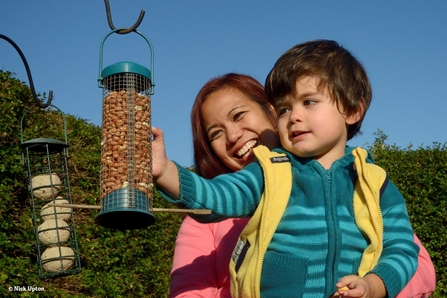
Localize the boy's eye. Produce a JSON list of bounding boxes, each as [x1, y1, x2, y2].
[[277, 107, 290, 116], [303, 99, 317, 106]]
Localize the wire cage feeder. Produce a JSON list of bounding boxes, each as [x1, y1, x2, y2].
[[20, 105, 81, 278], [96, 29, 156, 230]]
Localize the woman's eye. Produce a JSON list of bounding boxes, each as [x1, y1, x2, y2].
[[233, 111, 245, 121], [209, 130, 222, 141]]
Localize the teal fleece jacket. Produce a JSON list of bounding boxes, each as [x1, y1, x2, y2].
[[160, 146, 418, 297]]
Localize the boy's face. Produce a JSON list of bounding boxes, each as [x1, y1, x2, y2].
[[275, 76, 360, 169]]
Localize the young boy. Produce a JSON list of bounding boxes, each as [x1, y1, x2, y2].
[[152, 40, 418, 297]]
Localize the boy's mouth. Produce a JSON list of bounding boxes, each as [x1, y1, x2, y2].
[[290, 130, 309, 139], [236, 140, 258, 158]]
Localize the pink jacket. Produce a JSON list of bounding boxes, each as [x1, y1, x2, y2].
[[399, 234, 436, 297], [169, 216, 249, 298], [169, 216, 435, 297]]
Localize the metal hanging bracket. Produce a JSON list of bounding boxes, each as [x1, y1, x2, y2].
[[104, 0, 145, 34], [0, 34, 54, 109]]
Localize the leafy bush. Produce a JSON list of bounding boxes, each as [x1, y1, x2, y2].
[[0, 71, 446, 296], [371, 130, 447, 297]]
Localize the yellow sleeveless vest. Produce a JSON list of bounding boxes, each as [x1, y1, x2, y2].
[[229, 146, 388, 297]]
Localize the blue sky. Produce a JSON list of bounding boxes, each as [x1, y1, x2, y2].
[[1, 1, 447, 167]]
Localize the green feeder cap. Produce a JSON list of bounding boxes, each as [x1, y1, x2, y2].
[[101, 61, 151, 80], [20, 138, 69, 153], [100, 61, 152, 93]]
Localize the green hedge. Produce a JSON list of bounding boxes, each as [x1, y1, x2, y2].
[[371, 130, 447, 296], [0, 71, 445, 297]]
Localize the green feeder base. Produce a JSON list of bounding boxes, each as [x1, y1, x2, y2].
[[96, 188, 155, 230]]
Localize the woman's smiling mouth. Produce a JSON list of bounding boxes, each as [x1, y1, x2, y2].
[[236, 140, 258, 158]]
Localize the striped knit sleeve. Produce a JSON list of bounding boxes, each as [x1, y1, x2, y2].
[[369, 180, 419, 297], [158, 161, 265, 219]]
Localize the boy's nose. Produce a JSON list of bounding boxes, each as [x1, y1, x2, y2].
[[289, 108, 303, 124]]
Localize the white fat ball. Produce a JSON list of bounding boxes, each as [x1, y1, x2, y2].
[[41, 246, 75, 272], [40, 198, 72, 222], [38, 219, 70, 244], [31, 174, 61, 199]]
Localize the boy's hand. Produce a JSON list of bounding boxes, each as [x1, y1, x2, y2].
[[333, 273, 386, 298], [151, 126, 180, 199]]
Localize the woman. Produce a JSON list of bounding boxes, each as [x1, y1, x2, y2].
[[168, 73, 436, 297]]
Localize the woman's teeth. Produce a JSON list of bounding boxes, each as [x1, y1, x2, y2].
[[237, 140, 257, 157]]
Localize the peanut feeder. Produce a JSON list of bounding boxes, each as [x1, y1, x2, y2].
[[96, 29, 156, 230]]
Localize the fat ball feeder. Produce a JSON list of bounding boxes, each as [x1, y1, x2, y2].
[[20, 106, 81, 278]]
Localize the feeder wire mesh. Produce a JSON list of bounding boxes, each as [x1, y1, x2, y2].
[[96, 70, 155, 229]]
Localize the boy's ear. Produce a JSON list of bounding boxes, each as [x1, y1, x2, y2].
[[345, 98, 365, 125]]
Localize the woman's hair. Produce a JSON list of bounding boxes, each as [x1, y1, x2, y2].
[[265, 39, 372, 140], [191, 73, 276, 178]]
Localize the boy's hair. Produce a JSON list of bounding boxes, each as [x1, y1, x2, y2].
[[265, 39, 372, 140]]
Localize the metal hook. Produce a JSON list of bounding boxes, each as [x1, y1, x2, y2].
[[0, 34, 53, 109], [104, 0, 145, 34]]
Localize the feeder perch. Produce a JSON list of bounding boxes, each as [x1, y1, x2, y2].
[[20, 105, 81, 278], [96, 29, 156, 230]]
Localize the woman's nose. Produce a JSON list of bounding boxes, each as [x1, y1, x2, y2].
[[226, 124, 243, 144]]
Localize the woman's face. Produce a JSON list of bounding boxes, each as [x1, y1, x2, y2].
[[201, 87, 280, 171]]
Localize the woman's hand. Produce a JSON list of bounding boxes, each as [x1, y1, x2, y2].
[[151, 126, 169, 178], [151, 126, 180, 199]]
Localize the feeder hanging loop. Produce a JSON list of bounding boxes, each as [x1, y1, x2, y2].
[[104, 0, 145, 34], [0, 34, 54, 109]]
